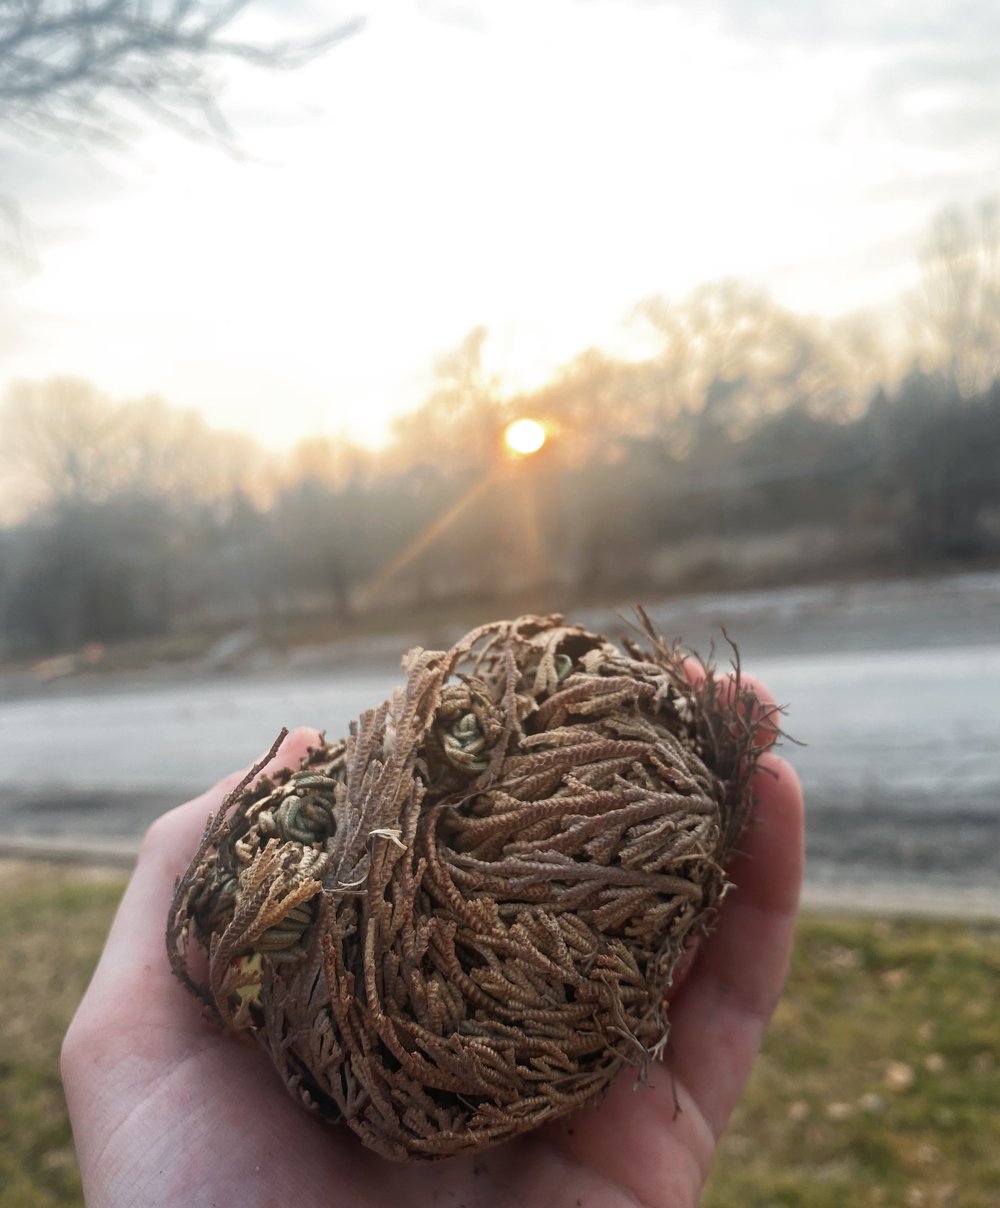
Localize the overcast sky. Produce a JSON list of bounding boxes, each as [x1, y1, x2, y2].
[[2, 0, 998, 448]]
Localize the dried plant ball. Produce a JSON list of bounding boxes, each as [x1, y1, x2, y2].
[[166, 614, 772, 1161]]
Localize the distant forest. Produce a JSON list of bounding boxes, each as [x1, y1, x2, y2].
[[2, 201, 1000, 658]]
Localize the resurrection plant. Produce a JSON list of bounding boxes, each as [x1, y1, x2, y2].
[[166, 612, 773, 1161]]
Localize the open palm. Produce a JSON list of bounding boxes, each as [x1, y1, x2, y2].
[[63, 702, 803, 1208]]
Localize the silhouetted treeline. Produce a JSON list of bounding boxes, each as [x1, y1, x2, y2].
[[5, 205, 1000, 658], [1, 363, 998, 659]]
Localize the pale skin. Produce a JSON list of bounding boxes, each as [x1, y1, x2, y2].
[[62, 672, 804, 1208]]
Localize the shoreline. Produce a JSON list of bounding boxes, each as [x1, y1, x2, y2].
[[4, 567, 999, 701], [799, 880, 1000, 922]]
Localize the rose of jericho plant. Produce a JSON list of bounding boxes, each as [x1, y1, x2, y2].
[[166, 611, 773, 1161]]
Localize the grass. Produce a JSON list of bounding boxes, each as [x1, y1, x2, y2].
[[0, 864, 125, 1208], [704, 915, 1000, 1208], [0, 863, 997, 1207]]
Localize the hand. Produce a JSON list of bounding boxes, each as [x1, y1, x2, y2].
[[62, 686, 803, 1208]]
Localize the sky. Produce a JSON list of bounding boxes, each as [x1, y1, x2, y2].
[[2, 0, 999, 449]]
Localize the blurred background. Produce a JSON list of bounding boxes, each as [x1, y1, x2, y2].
[[0, 0, 998, 911], [1, 8, 999, 1205]]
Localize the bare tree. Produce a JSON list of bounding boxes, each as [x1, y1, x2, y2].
[[0, 376, 124, 510], [0, 375, 274, 517], [0, 1, 363, 147], [634, 281, 855, 440], [0, 1, 363, 291], [391, 326, 505, 471], [912, 197, 1000, 397]]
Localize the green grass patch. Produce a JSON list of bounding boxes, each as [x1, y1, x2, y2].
[[705, 915, 1000, 1208], [0, 863, 997, 1206], [0, 864, 125, 1208]]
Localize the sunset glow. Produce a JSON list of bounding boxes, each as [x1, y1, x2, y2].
[[503, 418, 547, 457]]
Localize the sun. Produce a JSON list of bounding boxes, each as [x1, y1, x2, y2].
[[503, 417, 547, 456]]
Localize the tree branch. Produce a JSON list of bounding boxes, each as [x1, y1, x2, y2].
[[0, 0, 365, 147]]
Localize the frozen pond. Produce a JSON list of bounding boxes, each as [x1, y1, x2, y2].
[[2, 635, 997, 902]]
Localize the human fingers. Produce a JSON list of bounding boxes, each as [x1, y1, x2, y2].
[[663, 666, 786, 1016], [684, 656, 782, 752], [533, 749, 802, 1205], [665, 750, 804, 1137], [553, 753, 802, 1197]]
